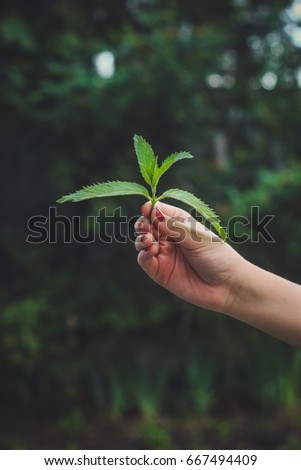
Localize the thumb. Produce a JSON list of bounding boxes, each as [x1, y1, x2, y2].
[[142, 201, 222, 249]]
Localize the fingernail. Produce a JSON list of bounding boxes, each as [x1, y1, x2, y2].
[[141, 234, 147, 242], [136, 221, 144, 230], [156, 207, 165, 222]]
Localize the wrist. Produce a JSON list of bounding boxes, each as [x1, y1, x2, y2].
[[221, 256, 301, 347], [222, 257, 261, 316]]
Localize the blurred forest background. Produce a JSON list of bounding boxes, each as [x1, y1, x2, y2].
[[1, 0, 301, 450]]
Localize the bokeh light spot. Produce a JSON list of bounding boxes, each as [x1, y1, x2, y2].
[[94, 51, 115, 78], [261, 72, 278, 90]]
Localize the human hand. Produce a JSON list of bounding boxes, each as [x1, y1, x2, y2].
[[135, 201, 245, 313], [135, 201, 301, 347]]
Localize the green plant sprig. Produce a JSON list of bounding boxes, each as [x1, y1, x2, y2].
[[57, 135, 226, 241]]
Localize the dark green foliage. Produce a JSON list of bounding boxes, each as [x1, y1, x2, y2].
[[1, 0, 301, 450]]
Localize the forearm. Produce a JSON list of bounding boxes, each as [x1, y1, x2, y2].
[[224, 259, 301, 348]]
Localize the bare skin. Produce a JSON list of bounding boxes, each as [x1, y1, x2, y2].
[[135, 201, 301, 348]]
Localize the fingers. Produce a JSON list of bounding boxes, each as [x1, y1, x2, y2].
[[135, 232, 159, 256], [137, 248, 159, 280], [135, 232, 152, 251], [141, 201, 222, 249], [141, 200, 189, 221], [140, 201, 153, 220], [134, 215, 150, 234], [135, 211, 160, 279], [135, 230, 160, 280], [135, 211, 159, 241]]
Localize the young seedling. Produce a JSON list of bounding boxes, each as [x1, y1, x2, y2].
[[57, 135, 226, 241]]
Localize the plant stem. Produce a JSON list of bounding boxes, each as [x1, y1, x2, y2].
[[149, 184, 157, 219]]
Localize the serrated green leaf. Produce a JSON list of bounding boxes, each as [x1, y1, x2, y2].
[[57, 181, 150, 203], [153, 151, 193, 187], [159, 188, 226, 241], [133, 134, 157, 186]]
